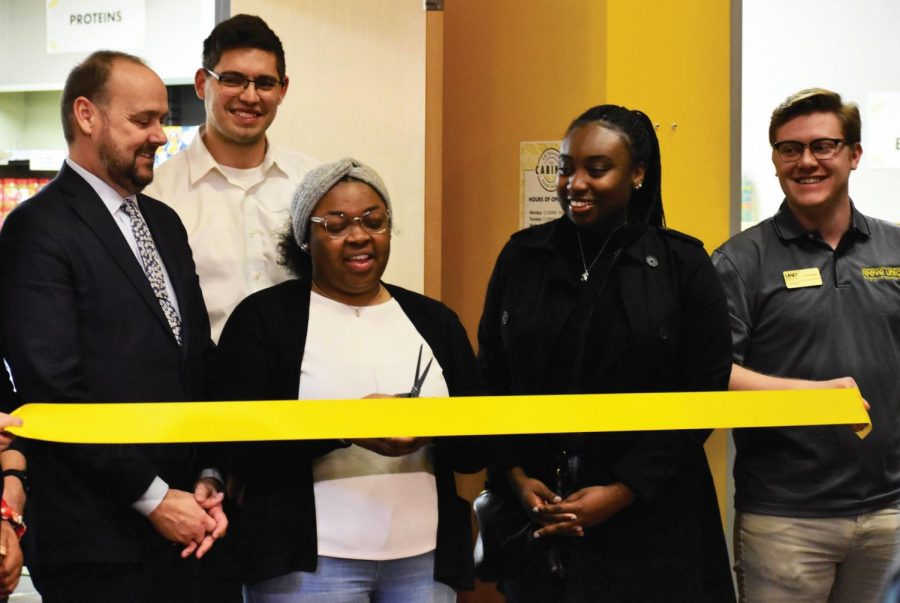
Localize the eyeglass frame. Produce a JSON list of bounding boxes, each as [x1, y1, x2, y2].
[[203, 68, 285, 94], [309, 208, 392, 239], [771, 138, 847, 162]]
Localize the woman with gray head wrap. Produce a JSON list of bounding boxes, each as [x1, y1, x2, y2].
[[289, 157, 392, 250], [210, 157, 486, 601]]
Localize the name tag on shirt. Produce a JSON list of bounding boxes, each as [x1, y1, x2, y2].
[[783, 267, 823, 289]]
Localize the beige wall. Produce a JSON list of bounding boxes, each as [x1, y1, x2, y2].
[[233, 0, 428, 293]]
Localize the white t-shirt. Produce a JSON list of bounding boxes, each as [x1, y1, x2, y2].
[[301, 292, 445, 560]]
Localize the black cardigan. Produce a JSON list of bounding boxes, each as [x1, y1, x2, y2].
[[208, 279, 485, 588]]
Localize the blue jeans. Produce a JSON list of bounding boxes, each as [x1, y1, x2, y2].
[[243, 551, 455, 603]]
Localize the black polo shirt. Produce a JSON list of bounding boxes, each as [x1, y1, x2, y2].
[[713, 201, 900, 517]]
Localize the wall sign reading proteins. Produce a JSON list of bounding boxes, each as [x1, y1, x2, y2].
[[47, 0, 145, 54]]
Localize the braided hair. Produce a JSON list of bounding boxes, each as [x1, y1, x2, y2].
[[565, 105, 665, 227]]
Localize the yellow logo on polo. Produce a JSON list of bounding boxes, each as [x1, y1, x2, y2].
[[783, 268, 823, 289], [862, 266, 900, 281]]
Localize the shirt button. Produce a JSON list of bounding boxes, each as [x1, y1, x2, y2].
[[501, 311, 509, 325], [249, 230, 258, 238], [657, 326, 670, 340], [253, 272, 261, 281], [646, 255, 659, 267]]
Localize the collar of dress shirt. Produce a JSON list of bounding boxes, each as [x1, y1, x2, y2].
[[65, 157, 132, 219], [186, 125, 288, 186]]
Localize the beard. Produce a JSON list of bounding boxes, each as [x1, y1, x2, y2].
[[97, 136, 156, 195]]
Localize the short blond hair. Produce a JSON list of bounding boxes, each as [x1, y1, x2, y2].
[[769, 88, 861, 145]]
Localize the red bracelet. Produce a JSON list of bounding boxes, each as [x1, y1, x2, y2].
[[0, 499, 25, 539]]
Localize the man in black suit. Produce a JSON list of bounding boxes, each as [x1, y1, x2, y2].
[[0, 51, 225, 602]]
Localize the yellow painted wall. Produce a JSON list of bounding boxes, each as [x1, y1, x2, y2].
[[605, 0, 732, 522], [606, 1, 731, 250]]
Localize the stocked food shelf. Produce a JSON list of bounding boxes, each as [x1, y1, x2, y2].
[[0, 177, 52, 228]]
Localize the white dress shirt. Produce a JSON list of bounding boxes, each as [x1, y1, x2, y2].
[[145, 130, 319, 342]]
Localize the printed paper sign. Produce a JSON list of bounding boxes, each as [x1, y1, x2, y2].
[[47, 0, 146, 54], [520, 141, 562, 229]]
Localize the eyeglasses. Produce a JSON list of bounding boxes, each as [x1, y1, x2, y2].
[[204, 68, 284, 94], [310, 208, 391, 239], [772, 138, 845, 162]]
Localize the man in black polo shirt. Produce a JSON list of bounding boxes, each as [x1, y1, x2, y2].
[[713, 88, 900, 602]]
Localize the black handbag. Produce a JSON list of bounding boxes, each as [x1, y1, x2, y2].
[[474, 449, 585, 582], [472, 487, 534, 582]]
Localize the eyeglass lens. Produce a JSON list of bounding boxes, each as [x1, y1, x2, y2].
[[775, 138, 842, 161], [317, 209, 389, 238], [212, 70, 281, 92]]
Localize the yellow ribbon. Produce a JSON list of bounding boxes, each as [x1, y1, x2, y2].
[[8, 389, 869, 444]]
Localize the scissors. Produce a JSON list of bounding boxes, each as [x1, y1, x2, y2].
[[398, 343, 433, 398]]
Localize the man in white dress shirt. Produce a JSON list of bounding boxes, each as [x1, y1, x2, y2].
[[147, 14, 318, 342]]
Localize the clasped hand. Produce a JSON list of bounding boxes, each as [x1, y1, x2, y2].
[[512, 471, 635, 539], [148, 478, 228, 559], [0, 413, 22, 452]]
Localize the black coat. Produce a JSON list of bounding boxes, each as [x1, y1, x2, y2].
[[0, 163, 212, 566], [208, 279, 485, 589], [478, 218, 735, 601]]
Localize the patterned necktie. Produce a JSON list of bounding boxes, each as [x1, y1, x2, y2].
[[120, 198, 183, 346]]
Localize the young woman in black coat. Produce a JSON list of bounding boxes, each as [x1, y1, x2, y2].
[[477, 105, 736, 602]]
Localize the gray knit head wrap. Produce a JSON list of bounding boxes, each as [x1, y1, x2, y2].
[[290, 157, 392, 248]]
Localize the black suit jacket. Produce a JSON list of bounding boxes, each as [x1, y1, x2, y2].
[[0, 345, 17, 502], [0, 162, 212, 566], [0, 349, 15, 414]]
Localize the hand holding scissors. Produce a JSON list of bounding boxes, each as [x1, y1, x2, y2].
[[353, 345, 435, 456]]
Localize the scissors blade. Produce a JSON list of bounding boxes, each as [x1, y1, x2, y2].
[[408, 344, 433, 398], [411, 358, 433, 397], [413, 343, 423, 385]]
